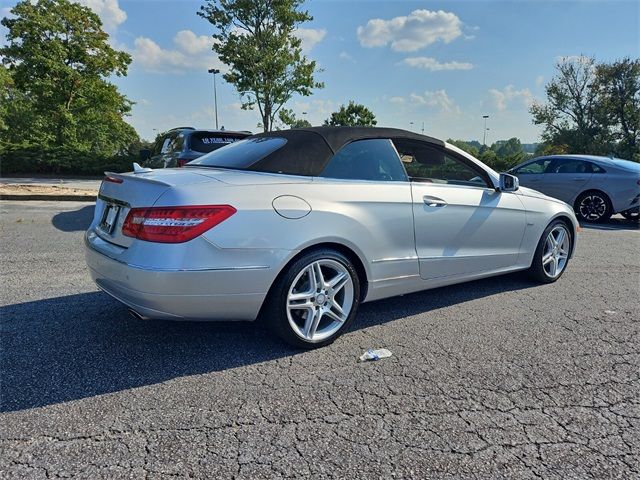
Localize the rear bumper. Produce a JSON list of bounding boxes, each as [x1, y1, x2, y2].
[[85, 236, 273, 321]]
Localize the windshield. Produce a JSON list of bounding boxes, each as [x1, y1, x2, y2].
[[187, 137, 287, 169]]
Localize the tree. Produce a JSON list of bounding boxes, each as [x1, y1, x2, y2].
[[324, 101, 377, 127], [199, 0, 323, 132], [594, 58, 640, 160], [530, 56, 604, 154], [0, 0, 137, 153], [277, 108, 312, 128], [446, 139, 479, 158]]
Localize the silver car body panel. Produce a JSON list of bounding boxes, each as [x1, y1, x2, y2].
[[86, 141, 579, 321]]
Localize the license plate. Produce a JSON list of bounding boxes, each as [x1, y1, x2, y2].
[[99, 204, 120, 234]]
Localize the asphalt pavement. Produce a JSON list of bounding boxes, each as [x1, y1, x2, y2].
[[1, 201, 638, 479]]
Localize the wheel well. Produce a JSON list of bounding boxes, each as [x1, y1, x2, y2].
[[573, 189, 611, 211], [275, 242, 369, 302]]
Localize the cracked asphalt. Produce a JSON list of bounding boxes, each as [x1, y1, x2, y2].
[[1, 201, 639, 479]]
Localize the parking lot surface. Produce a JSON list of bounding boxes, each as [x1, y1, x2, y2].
[[1, 201, 638, 479]]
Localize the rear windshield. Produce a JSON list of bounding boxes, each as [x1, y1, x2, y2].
[[189, 132, 245, 153], [187, 137, 287, 169]]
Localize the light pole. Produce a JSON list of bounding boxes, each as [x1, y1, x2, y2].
[[482, 115, 489, 146], [208, 68, 220, 130], [421, 121, 425, 135], [409, 121, 414, 131]]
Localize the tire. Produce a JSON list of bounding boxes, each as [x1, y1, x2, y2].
[[574, 190, 612, 223], [265, 249, 361, 348], [621, 207, 639, 222], [528, 220, 573, 283]]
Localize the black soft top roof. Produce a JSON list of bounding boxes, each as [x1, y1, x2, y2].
[[255, 126, 443, 154], [248, 127, 444, 176]]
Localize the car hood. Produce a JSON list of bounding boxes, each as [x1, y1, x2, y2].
[[517, 186, 569, 206]]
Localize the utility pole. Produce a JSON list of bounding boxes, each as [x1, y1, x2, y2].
[[482, 115, 490, 146], [208, 68, 220, 130]]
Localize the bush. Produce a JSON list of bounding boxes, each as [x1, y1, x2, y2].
[[0, 146, 136, 175]]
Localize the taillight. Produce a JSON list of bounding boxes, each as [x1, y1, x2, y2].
[[122, 205, 236, 243], [177, 158, 188, 167], [103, 175, 123, 184]]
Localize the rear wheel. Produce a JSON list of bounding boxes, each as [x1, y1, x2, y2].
[[575, 191, 612, 223], [528, 220, 572, 283], [266, 249, 360, 348]]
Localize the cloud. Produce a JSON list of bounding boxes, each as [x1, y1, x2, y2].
[[173, 30, 214, 55], [410, 90, 459, 113], [339, 51, 355, 62], [535, 75, 544, 88], [389, 96, 405, 104], [357, 9, 462, 52], [295, 28, 326, 53], [488, 85, 534, 111], [400, 56, 473, 71], [77, 0, 127, 33], [132, 30, 222, 74]]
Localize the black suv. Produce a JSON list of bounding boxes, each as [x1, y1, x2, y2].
[[141, 127, 250, 168]]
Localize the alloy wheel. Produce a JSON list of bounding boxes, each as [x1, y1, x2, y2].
[[542, 225, 570, 278], [286, 259, 354, 342], [578, 194, 607, 221]]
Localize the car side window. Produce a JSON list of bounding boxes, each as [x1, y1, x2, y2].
[[590, 162, 606, 173], [393, 139, 490, 188], [515, 159, 550, 174], [321, 139, 407, 182], [547, 159, 590, 174]]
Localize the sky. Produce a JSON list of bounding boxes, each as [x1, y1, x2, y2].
[[1, 0, 638, 143]]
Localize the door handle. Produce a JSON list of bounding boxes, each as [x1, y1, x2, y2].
[[423, 196, 447, 207], [572, 178, 584, 181]]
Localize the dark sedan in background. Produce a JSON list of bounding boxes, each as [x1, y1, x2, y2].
[[510, 155, 640, 222], [141, 127, 250, 168]]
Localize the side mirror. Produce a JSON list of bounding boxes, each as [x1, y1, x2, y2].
[[498, 172, 519, 192], [139, 149, 151, 161]]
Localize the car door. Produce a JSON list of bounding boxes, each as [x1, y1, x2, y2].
[[318, 138, 417, 285], [394, 139, 526, 281], [539, 158, 593, 203], [511, 158, 552, 191]]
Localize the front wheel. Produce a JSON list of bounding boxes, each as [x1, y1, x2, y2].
[[265, 249, 360, 348], [528, 221, 573, 283]]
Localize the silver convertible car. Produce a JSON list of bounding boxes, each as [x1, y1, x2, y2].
[[86, 127, 579, 348]]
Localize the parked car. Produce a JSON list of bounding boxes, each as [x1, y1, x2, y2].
[[509, 155, 640, 223], [87, 127, 578, 348], [140, 127, 250, 168]]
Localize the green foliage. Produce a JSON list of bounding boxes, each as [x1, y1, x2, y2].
[[446, 139, 479, 158], [0, 0, 138, 157], [0, 146, 136, 175], [593, 58, 640, 161], [448, 137, 528, 172], [531, 56, 640, 160], [277, 108, 312, 128], [199, 0, 323, 132], [324, 101, 377, 127]]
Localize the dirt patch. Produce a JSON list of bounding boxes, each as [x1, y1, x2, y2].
[[0, 183, 97, 197]]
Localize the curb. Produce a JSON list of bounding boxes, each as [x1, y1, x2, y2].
[[0, 194, 97, 202]]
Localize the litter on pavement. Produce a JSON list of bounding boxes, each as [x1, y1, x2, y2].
[[359, 348, 393, 362]]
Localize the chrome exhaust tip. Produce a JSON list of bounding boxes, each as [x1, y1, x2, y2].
[[128, 308, 148, 321]]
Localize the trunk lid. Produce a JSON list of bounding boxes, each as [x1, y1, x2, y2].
[[95, 169, 222, 247]]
